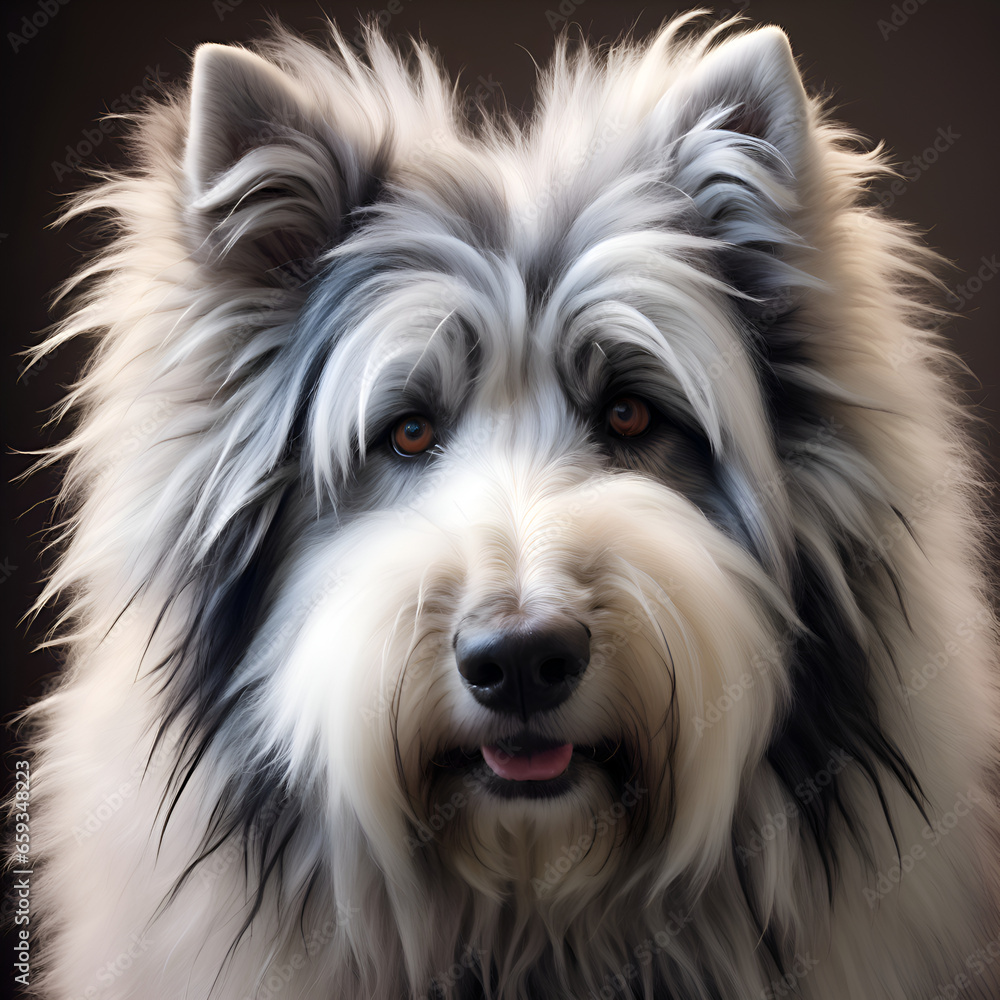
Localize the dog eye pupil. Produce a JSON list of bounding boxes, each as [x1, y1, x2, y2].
[[393, 415, 434, 455], [607, 396, 651, 437]]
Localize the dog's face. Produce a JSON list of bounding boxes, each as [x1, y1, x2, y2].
[[280, 347, 792, 904], [167, 20, 833, 931]]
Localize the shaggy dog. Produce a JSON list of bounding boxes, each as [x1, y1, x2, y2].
[[16, 13, 1000, 1000]]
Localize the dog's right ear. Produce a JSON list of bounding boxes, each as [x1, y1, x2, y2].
[[184, 43, 374, 287]]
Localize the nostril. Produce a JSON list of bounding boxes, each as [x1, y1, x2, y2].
[[539, 656, 571, 685], [467, 659, 504, 688]]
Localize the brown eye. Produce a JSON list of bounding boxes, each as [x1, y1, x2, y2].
[[607, 396, 651, 438], [392, 415, 435, 456]]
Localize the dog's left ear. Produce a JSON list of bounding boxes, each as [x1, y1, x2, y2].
[[664, 27, 809, 179], [184, 43, 375, 287], [655, 27, 814, 297]]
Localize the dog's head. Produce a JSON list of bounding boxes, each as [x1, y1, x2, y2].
[[53, 13, 937, 993], [181, 20, 807, 892]]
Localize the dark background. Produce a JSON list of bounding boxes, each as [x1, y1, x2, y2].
[[1, 1, 997, 991]]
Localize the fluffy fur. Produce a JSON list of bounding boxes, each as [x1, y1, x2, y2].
[[16, 12, 1000, 999]]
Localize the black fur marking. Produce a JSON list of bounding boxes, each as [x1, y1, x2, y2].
[[149, 477, 308, 937], [765, 549, 927, 900]]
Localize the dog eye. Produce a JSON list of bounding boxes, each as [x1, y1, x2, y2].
[[391, 414, 435, 456], [606, 396, 651, 438]]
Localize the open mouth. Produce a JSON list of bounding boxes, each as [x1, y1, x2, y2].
[[433, 735, 626, 799]]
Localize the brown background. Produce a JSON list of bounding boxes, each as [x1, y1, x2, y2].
[[1, 0, 997, 987]]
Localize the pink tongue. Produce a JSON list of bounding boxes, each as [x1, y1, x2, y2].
[[481, 743, 574, 781]]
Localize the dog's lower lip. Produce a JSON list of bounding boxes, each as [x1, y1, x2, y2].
[[481, 742, 573, 781]]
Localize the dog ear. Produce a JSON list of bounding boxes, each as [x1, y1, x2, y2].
[[656, 27, 814, 305], [184, 43, 374, 287], [665, 27, 809, 181]]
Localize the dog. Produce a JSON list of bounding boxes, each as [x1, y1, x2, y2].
[[16, 12, 1000, 1000]]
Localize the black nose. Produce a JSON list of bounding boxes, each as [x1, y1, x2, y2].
[[455, 618, 591, 718]]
